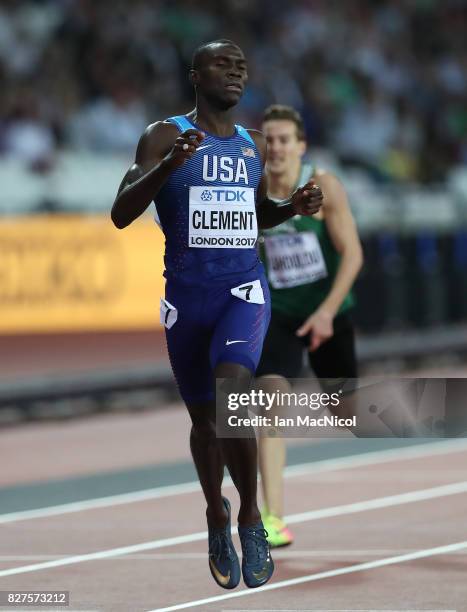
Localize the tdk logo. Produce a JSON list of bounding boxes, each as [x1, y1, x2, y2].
[[201, 190, 213, 201], [211, 189, 246, 202]]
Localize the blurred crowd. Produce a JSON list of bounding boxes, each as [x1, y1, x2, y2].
[[1, 0, 466, 182]]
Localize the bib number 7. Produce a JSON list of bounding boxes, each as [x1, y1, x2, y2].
[[239, 284, 253, 301], [231, 279, 265, 304]]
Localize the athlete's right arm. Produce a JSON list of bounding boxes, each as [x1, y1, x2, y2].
[[111, 123, 204, 229]]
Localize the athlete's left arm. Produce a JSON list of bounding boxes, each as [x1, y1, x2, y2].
[[296, 171, 363, 348], [248, 130, 323, 228]]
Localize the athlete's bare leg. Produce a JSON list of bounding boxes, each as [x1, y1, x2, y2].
[[257, 375, 290, 518], [215, 362, 261, 527], [186, 401, 227, 528], [186, 362, 261, 528]]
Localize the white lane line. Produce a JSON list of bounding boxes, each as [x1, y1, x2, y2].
[[0, 480, 466, 578], [285, 480, 467, 526], [0, 548, 467, 562], [146, 540, 467, 612], [4, 549, 465, 561], [0, 531, 206, 578], [2, 438, 467, 525], [0, 481, 201, 525], [282, 438, 467, 479]]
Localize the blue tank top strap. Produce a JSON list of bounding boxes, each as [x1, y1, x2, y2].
[[235, 124, 255, 146], [168, 115, 193, 133]]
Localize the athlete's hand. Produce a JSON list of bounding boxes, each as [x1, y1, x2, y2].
[[296, 309, 333, 351], [291, 180, 323, 216], [165, 129, 205, 169]]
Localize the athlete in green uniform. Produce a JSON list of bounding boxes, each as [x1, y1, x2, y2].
[[256, 105, 363, 547]]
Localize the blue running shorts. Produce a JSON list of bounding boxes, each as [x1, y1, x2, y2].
[[162, 273, 271, 404]]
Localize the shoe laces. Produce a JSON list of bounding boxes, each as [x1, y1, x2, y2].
[[241, 527, 269, 565], [209, 528, 234, 562]]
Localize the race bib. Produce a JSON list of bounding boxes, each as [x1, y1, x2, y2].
[[188, 186, 257, 249], [160, 298, 178, 329], [264, 232, 328, 289], [231, 279, 265, 304]]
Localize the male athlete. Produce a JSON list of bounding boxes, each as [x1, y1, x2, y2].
[[111, 42, 323, 589], [256, 105, 363, 547]]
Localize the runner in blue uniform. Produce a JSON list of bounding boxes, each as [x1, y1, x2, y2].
[[111, 40, 323, 589]]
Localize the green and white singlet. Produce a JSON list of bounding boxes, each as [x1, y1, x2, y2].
[[259, 162, 355, 320]]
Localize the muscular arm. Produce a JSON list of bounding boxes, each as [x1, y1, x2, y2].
[[313, 170, 363, 317], [249, 130, 323, 229], [111, 123, 204, 229], [295, 170, 363, 349], [111, 122, 175, 229]]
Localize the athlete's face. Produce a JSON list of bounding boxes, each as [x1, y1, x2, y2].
[[263, 119, 306, 176], [193, 45, 248, 109]]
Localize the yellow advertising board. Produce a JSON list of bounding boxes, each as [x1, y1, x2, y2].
[[0, 215, 166, 333]]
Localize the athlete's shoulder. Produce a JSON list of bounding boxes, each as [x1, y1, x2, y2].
[[245, 129, 266, 162], [141, 120, 180, 144], [135, 121, 180, 164], [312, 168, 349, 213], [313, 167, 331, 179], [313, 168, 342, 188], [245, 128, 265, 146]]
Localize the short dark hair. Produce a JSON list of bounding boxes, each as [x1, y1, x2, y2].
[[191, 39, 241, 70], [263, 104, 306, 141]]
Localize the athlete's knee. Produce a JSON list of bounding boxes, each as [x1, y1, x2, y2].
[[256, 374, 290, 392], [190, 419, 216, 442], [186, 401, 216, 430], [215, 361, 252, 382], [215, 362, 253, 413], [255, 374, 291, 419], [188, 400, 216, 440]]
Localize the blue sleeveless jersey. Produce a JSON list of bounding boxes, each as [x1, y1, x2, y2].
[[154, 115, 263, 286]]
